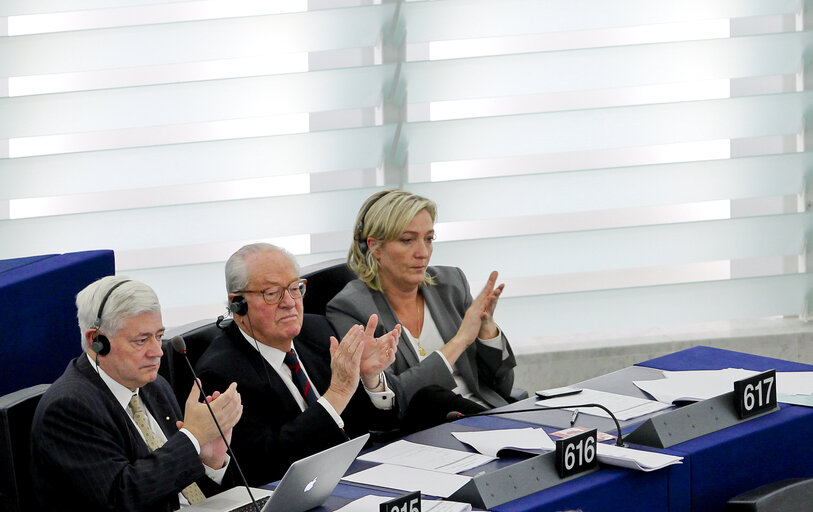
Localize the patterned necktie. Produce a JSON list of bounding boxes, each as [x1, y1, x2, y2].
[[128, 394, 206, 505], [283, 350, 318, 407]]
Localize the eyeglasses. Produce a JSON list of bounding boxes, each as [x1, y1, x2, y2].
[[241, 279, 307, 305]]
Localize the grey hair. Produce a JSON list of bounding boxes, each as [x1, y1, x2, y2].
[[347, 189, 437, 292], [225, 243, 300, 294], [76, 276, 161, 351]]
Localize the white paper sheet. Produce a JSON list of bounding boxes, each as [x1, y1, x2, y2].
[[333, 494, 472, 512], [633, 368, 757, 404], [535, 388, 671, 420], [342, 464, 470, 498], [357, 440, 495, 473], [596, 443, 683, 472], [451, 427, 555, 456], [776, 371, 813, 395], [633, 369, 813, 404]]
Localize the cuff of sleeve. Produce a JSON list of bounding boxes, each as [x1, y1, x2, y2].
[[477, 327, 509, 359], [204, 454, 230, 484], [477, 326, 502, 345], [363, 372, 395, 410], [317, 396, 345, 429], [436, 351, 455, 377], [179, 428, 201, 454]]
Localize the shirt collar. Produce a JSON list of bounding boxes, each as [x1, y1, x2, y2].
[[236, 326, 288, 372], [86, 353, 139, 410]]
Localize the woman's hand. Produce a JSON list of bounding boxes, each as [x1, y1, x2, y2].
[[442, 271, 504, 365], [478, 271, 504, 339]]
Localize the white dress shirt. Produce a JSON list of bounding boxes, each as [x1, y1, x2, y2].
[[87, 354, 228, 507], [403, 302, 507, 407], [237, 327, 395, 431]]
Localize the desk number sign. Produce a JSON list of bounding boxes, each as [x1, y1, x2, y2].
[[734, 369, 777, 419], [555, 428, 598, 478], [380, 491, 420, 512]]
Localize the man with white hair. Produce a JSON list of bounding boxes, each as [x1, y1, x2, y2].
[[31, 276, 243, 512], [195, 243, 403, 485]]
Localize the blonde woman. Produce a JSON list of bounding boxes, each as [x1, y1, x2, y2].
[[327, 190, 516, 415]]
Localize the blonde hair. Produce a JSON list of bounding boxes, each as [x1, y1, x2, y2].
[[348, 189, 437, 291]]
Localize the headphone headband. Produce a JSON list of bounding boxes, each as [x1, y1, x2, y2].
[[93, 279, 132, 329], [355, 191, 390, 252]]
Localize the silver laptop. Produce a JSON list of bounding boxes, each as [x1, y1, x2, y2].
[[187, 433, 370, 512]]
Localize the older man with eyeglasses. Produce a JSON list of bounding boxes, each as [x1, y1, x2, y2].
[[194, 243, 403, 486]]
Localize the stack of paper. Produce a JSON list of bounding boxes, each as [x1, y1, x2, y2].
[[357, 440, 495, 473], [596, 444, 682, 472], [535, 388, 671, 420], [342, 464, 471, 498], [449, 428, 682, 472], [633, 368, 813, 405], [451, 427, 555, 456]]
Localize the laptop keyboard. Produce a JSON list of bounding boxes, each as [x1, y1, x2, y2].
[[228, 495, 270, 512]]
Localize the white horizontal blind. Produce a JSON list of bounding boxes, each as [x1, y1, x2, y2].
[[1, 0, 812, 347]]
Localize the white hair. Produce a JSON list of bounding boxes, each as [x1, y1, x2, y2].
[[224, 243, 299, 294], [76, 276, 161, 351]]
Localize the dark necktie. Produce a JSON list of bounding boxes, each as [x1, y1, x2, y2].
[[283, 350, 318, 407]]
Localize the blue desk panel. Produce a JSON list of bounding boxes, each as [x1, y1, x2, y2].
[[0, 250, 115, 395], [637, 346, 813, 512], [399, 415, 671, 512], [638, 345, 813, 373]]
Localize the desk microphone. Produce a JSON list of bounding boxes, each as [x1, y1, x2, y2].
[[170, 336, 261, 512], [446, 403, 626, 447]]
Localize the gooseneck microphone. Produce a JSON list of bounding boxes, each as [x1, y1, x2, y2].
[[170, 336, 261, 512], [446, 403, 626, 447]]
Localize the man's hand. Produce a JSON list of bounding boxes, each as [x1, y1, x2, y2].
[[177, 390, 235, 469], [181, 382, 242, 453], [358, 314, 400, 389], [322, 324, 365, 414]]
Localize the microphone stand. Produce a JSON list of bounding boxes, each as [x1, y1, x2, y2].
[[449, 403, 626, 447], [171, 336, 262, 512]]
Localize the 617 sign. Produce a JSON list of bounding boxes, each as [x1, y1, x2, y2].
[[555, 428, 598, 478], [734, 369, 777, 419]]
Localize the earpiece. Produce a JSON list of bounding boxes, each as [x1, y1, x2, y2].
[[91, 279, 131, 356], [229, 295, 248, 316], [92, 334, 111, 356]]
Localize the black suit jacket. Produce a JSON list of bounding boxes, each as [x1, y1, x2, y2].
[[31, 355, 226, 512], [195, 314, 402, 486]]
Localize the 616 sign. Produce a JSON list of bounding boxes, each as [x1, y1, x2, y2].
[[555, 428, 598, 478]]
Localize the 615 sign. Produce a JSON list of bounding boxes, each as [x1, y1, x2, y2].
[[380, 491, 420, 512], [734, 369, 777, 419], [555, 428, 598, 478]]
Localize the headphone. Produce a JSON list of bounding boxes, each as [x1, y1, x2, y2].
[[355, 191, 389, 253], [91, 279, 131, 356], [228, 295, 248, 316]]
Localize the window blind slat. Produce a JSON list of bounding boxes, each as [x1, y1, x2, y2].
[[1, 5, 393, 77], [403, 0, 801, 43], [498, 272, 813, 340], [412, 153, 810, 221], [405, 91, 810, 163], [433, 212, 813, 278], [0, 126, 393, 199], [406, 30, 813, 103]]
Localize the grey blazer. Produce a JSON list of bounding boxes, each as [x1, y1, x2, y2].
[[327, 266, 516, 407]]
